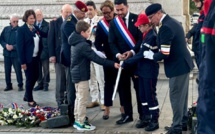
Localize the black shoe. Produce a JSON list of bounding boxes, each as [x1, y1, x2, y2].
[[23, 97, 28, 102], [166, 129, 182, 134], [18, 87, 24, 91], [145, 121, 159, 131], [103, 115, 109, 120], [136, 119, 149, 128], [43, 87, 48, 91], [28, 101, 39, 107], [33, 85, 43, 91], [165, 126, 187, 131], [4, 87, 13, 91], [116, 114, 133, 125]]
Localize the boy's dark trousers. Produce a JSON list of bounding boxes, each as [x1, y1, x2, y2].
[[138, 77, 159, 121]]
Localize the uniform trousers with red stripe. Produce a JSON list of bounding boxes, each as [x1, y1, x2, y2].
[[138, 77, 159, 121]]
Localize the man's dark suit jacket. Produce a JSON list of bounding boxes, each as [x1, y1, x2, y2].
[[16, 23, 47, 64], [153, 15, 194, 78], [61, 14, 78, 67], [38, 19, 49, 60], [108, 12, 142, 60], [48, 17, 63, 63]]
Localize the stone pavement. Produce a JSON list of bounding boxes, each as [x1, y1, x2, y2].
[[0, 71, 198, 134]]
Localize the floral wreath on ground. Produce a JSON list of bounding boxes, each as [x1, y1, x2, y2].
[[0, 103, 59, 128]]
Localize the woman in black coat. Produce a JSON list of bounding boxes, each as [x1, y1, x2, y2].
[[17, 9, 47, 107]]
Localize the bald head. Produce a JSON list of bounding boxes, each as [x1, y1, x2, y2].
[[61, 4, 72, 19], [35, 9, 43, 22]]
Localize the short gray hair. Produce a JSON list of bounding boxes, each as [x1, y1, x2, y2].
[[10, 13, 19, 20]]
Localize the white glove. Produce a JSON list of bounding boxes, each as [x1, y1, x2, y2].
[[143, 50, 154, 60], [93, 49, 107, 58]]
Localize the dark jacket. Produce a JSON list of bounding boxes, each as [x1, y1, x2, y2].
[[108, 12, 142, 61], [122, 29, 159, 78], [37, 19, 49, 60], [61, 14, 78, 67], [95, 19, 115, 60], [0, 25, 19, 57], [153, 15, 194, 78], [16, 23, 47, 64], [48, 17, 63, 63], [69, 32, 114, 83], [185, 23, 198, 51], [200, 0, 215, 90]]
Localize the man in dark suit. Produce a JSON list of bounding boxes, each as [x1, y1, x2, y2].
[[60, 1, 87, 124], [144, 4, 194, 134], [34, 9, 50, 91], [108, 0, 143, 125], [0, 14, 23, 91], [48, 4, 72, 106]]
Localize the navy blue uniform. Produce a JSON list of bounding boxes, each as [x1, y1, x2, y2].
[[122, 29, 159, 121], [186, 23, 200, 68], [197, 0, 215, 133], [194, 11, 205, 66], [61, 15, 77, 67]]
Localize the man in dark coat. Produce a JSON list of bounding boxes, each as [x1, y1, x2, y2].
[[34, 9, 50, 91], [197, 0, 215, 133], [0, 14, 23, 91], [108, 0, 143, 125], [144, 3, 194, 134], [48, 4, 72, 106], [60, 1, 87, 124]]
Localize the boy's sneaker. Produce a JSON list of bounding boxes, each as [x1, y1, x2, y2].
[[73, 121, 96, 131]]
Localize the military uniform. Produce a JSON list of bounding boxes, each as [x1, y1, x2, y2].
[[197, 0, 215, 133]]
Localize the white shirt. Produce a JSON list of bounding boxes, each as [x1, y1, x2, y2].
[[33, 34, 39, 57]]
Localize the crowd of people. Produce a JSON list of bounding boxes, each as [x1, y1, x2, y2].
[[0, 0, 214, 133]]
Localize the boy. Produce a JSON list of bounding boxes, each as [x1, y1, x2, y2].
[[122, 14, 159, 131], [68, 20, 120, 131]]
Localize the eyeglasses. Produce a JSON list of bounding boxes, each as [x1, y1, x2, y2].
[[148, 13, 156, 20], [102, 11, 112, 15], [13, 21, 19, 23]]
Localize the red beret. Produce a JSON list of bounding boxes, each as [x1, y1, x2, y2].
[[75, 1, 88, 12], [135, 14, 149, 27]]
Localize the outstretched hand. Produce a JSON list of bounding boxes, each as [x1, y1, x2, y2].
[[114, 63, 121, 69]]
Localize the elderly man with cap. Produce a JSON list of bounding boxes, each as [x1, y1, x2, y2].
[[108, 0, 143, 125], [60, 0, 88, 125], [122, 13, 159, 131], [144, 3, 194, 134]]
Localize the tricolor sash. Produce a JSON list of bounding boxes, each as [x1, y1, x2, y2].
[[114, 16, 136, 49], [98, 18, 109, 36]]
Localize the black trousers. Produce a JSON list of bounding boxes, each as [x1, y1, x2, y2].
[[103, 66, 117, 106], [118, 68, 143, 118], [37, 58, 50, 88], [139, 77, 159, 121], [66, 67, 76, 108], [24, 57, 39, 102], [4, 56, 23, 88]]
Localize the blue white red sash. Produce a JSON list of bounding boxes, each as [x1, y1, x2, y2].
[[114, 16, 136, 48], [99, 18, 109, 36]]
